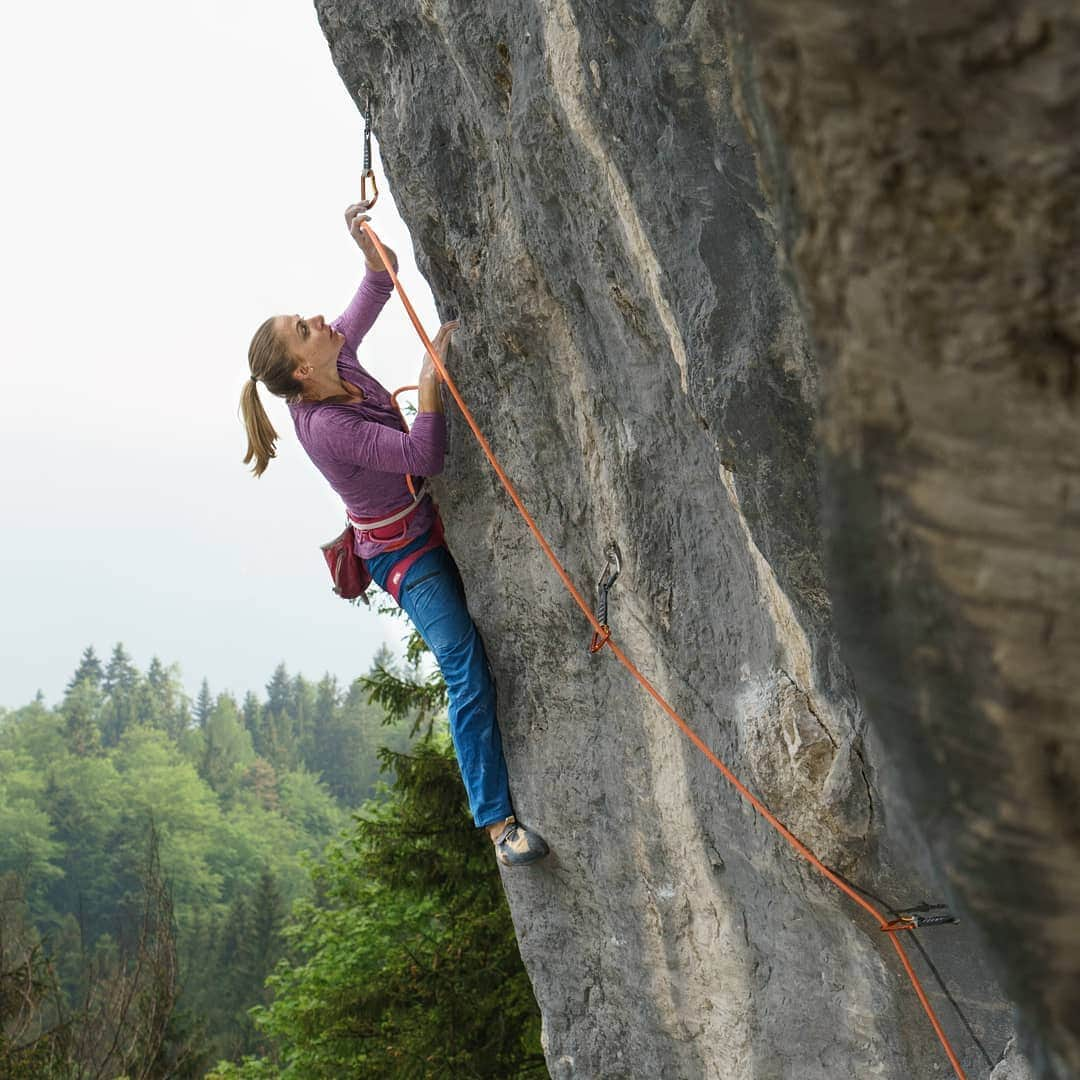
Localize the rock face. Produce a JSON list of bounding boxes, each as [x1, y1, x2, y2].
[[314, 1, 1077, 1076], [726, 6, 1080, 1078]]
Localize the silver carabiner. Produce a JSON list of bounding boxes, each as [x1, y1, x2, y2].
[[597, 542, 621, 594]]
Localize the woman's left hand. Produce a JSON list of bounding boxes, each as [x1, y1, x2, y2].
[[345, 201, 397, 271], [421, 320, 460, 385], [432, 320, 460, 358]]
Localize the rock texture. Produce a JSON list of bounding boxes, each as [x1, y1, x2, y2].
[[728, 4, 1080, 1076], [314, 1, 1077, 1076]]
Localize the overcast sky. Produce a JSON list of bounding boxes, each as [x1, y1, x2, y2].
[[0, 2, 437, 707]]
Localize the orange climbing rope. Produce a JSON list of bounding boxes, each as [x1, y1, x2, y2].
[[360, 223, 968, 1080]]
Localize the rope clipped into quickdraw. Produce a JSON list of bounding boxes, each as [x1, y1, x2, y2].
[[883, 905, 959, 933], [589, 543, 621, 653], [356, 222, 969, 1080], [360, 85, 379, 207]]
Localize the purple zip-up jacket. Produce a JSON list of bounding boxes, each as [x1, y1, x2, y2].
[[289, 268, 445, 559]]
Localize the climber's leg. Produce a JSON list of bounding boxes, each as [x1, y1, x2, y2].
[[368, 540, 513, 828]]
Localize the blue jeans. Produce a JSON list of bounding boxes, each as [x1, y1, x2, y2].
[[367, 532, 514, 829]]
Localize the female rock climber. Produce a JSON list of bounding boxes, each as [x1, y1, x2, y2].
[[239, 200, 548, 868]]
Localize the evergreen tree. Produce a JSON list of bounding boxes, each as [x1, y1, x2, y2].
[[210, 735, 544, 1079], [308, 674, 357, 804], [100, 643, 141, 746], [195, 679, 214, 729], [211, 868, 284, 1060], [290, 674, 315, 770], [201, 694, 256, 796], [216, 891, 254, 1056], [147, 656, 168, 695], [314, 674, 338, 737], [102, 643, 139, 696], [240, 692, 262, 752], [145, 656, 191, 741], [66, 645, 104, 693], [361, 637, 448, 737], [60, 679, 102, 757], [256, 664, 293, 767], [248, 869, 285, 1004]]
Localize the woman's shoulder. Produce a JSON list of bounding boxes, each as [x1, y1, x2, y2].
[[290, 404, 367, 467]]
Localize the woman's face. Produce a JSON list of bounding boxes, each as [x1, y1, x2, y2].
[[274, 313, 343, 382]]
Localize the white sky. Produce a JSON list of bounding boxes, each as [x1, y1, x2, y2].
[[0, 2, 437, 706]]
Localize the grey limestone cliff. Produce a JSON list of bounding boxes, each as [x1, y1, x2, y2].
[[314, 1, 1078, 1077]]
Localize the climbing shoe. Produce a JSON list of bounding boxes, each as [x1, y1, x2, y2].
[[494, 816, 549, 867]]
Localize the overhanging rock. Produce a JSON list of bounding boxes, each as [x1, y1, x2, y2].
[[315, 1, 1077, 1076]]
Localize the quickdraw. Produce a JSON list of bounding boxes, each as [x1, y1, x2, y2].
[[589, 542, 621, 654], [883, 904, 959, 933], [360, 85, 379, 207]]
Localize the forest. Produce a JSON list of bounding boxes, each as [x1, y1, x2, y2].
[[0, 638, 543, 1078]]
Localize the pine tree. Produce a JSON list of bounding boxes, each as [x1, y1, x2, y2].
[[195, 679, 214, 729], [264, 664, 290, 715], [60, 678, 102, 757], [314, 674, 338, 730], [290, 674, 315, 769], [257, 664, 295, 768], [147, 658, 187, 739], [66, 645, 104, 693], [200, 695, 255, 795], [214, 870, 283, 1060], [100, 644, 141, 746], [240, 692, 261, 741], [102, 643, 139, 696], [248, 869, 285, 1006], [361, 639, 447, 736]]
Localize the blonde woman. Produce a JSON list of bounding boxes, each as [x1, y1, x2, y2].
[[240, 202, 547, 867]]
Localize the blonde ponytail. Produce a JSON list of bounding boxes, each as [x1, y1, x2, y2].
[[242, 317, 303, 477], [240, 379, 279, 478]]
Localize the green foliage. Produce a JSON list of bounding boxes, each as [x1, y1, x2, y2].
[[0, 831, 198, 1080], [0, 749, 64, 904], [0, 874, 72, 1079], [60, 678, 103, 757], [200, 694, 257, 796], [207, 740, 543, 1079], [360, 631, 448, 736], [195, 678, 214, 728], [66, 646, 104, 693], [0, 644, 418, 1073], [1, 633, 542, 1078]]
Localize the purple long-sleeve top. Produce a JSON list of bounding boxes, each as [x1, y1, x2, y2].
[[289, 268, 445, 558]]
